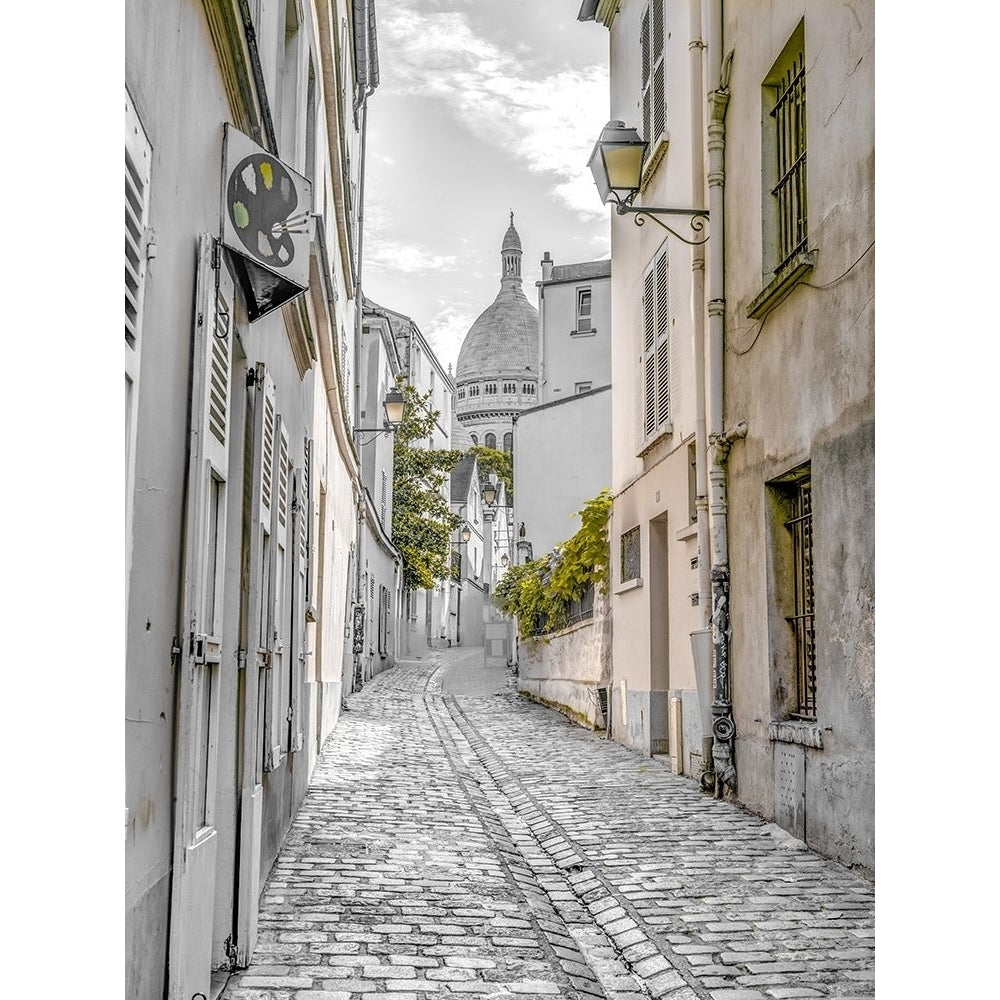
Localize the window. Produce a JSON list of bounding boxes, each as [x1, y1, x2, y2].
[[470, 433, 479, 445], [621, 526, 641, 583], [639, 246, 670, 444], [640, 1, 667, 148], [413, 346, 421, 379], [768, 465, 816, 721], [522, 382, 535, 395], [430, 368, 435, 395], [377, 585, 389, 655], [468, 384, 480, 398], [380, 469, 387, 525], [485, 432, 497, 449], [485, 382, 497, 396], [574, 287, 593, 335], [126, 90, 151, 583], [458, 388, 465, 400], [575, 381, 592, 395], [502, 432, 512, 453], [764, 22, 807, 279], [503, 381, 517, 394]]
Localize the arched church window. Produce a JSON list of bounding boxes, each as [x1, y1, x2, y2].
[[470, 433, 479, 445], [485, 432, 497, 449], [503, 432, 512, 453]]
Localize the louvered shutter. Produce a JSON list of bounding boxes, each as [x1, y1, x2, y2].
[[303, 437, 313, 607], [643, 266, 657, 438], [288, 465, 306, 752], [654, 250, 670, 427], [125, 91, 151, 583], [264, 416, 290, 768], [640, 7, 651, 142], [639, 3, 667, 145], [168, 235, 234, 1000]]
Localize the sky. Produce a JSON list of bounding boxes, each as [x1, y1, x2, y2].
[[362, 0, 611, 375]]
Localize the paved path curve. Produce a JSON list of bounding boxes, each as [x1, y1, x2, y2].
[[221, 649, 874, 1000]]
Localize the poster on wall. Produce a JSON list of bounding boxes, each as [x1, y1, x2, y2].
[[221, 124, 313, 322], [352, 605, 365, 655]]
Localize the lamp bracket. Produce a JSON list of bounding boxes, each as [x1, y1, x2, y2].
[[353, 423, 393, 447], [615, 203, 710, 246]]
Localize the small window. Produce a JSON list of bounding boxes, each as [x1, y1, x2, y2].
[[502, 432, 512, 453], [485, 382, 497, 396], [522, 382, 535, 395], [503, 381, 517, 394], [575, 381, 592, 394], [574, 287, 593, 335], [485, 432, 496, 449], [621, 526, 641, 583], [469, 384, 480, 398], [470, 433, 478, 445], [458, 388, 465, 400]]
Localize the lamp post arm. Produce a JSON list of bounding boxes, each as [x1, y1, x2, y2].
[[615, 204, 710, 245]]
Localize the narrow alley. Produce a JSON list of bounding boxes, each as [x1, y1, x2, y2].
[[220, 649, 875, 1000]]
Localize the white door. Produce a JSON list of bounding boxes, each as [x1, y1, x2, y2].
[[235, 362, 276, 965], [168, 235, 235, 1000]]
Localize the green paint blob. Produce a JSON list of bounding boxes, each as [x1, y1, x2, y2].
[[233, 201, 250, 229]]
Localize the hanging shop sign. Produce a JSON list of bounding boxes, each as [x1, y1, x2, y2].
[[221, 124, 313, 322], [352, 605, 366, 655]]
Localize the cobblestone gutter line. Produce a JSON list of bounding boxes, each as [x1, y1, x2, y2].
[[441, 696, 706, 1000]]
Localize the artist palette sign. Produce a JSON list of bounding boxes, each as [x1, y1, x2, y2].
[[222, 124, 312, 322]]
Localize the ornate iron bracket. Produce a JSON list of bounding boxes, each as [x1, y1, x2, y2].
[[615, 204, 710, 245]]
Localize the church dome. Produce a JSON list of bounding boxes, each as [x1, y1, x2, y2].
[[456, 215, 538, 382]]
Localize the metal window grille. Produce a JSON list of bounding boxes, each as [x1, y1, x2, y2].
[[784, 479, 816, 718], [621, 526, 641, 582], [770, 48, 807, 272]]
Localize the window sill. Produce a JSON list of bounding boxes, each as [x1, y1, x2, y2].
[[639, 134, 670, 192], [768, 719, 824, 749], [747, 250, 817, 321], [615, 577, 644, 595], [675, 521, 698, 542], [570, 329, 597, 337], [637, 423, 673, 457]]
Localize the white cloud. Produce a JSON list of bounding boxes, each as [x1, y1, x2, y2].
[[366, 239, 460, 274], [424, 305, 477, 372], [378, 9, 608, 220]]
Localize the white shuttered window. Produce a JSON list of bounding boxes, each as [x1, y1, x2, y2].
[[125, 89, 151, 581], [640, 2, 667, 148], [639, 246, 671, 447]]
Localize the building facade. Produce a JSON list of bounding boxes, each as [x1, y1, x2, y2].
[[452, 216, 540, 453], [125, 0, 375, 995], [579, 0, 874, 873]]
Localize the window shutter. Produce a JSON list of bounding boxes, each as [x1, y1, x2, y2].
[[266, 416, 290, 767], [125, 90, 151, 581], [303, 437, 313, 606], [655, 250, 670, 427], [640, 7, 652, 142]]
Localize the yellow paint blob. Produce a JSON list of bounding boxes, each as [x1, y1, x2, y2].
[[259, 162, 273, 189]]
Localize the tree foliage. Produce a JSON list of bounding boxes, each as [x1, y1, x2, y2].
[[493, 489, 612, 642], [391, 381, 463, 590], [468, 444, 513, 499]]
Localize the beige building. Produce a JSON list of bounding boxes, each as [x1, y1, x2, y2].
[[579, 0, 874, 872]]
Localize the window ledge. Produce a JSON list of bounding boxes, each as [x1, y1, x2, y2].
[[615, 577, 644, 595], [639, 134, 670, 191], [570, 329, 597, 337], [768, 719, 824, 749], [675, 521, 698, 542], [637, 423, 673, 458], [747, 250, 817, 321]]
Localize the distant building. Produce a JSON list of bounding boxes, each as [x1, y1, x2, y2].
[[449, 453, 486, 647], [452, 215, 539, 453]]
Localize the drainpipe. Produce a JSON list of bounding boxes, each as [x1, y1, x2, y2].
[[706, 2, 743, 796], [685, 0, 715, 792]]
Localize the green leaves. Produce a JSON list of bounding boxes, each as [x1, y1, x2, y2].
[[391, 381, 463, 591], [469, 445, 513, 499], [492, 489, 612, 642]]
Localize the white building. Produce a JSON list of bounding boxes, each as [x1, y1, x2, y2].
[[449, 453, 486, 647], [126, 0, 375, 995]]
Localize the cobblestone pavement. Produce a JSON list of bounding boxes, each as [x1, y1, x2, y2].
[[221, 649, 875, 1000]]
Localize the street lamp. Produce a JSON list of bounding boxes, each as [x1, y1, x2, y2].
[[500, 553, 509, 568], [587, 120, 709, 246], [354, 387, 406, 446], [482, 478, 498, 507], [460, 523, 472, 544]]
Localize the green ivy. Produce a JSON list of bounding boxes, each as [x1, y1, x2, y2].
[[468, 445, 513, 499], [493, 489, 612, 642], [391, 381, 463, 591]]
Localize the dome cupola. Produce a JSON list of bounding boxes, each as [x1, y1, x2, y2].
[[501, 211, 522, 283]]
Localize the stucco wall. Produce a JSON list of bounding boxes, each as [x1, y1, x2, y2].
[[539, 274, 611, 401], [514, 388, 612, 559], [721, 0, 874, 873], [517, 591, 611, 729]]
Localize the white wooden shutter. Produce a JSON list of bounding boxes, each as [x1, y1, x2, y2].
[[654, 249, 670, 428], [642, 265, 656, 439], [125, 89, 151, 584], [168, 234, 234, 1000], [640, 2, 666, 145], [289, 466, 307, 751], [640, 6, 651, 143], [264, 416, 290, 769]]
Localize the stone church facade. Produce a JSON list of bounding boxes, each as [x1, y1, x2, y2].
[[452, 216, 540, 453]]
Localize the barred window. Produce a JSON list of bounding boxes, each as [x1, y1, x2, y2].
[[764, 22, 807, 277], [785, 477, 815, 717], [621, 526, 641, 583]]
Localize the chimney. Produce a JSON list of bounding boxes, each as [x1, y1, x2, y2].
[[541, 251, 554, 281]]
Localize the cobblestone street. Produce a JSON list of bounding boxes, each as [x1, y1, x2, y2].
[[221, 648, 875, 1000]]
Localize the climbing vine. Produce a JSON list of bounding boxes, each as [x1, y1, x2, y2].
[[493, 489, 612, 641], [391, 381, 463, 590], [468, 444, 513, 499]]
